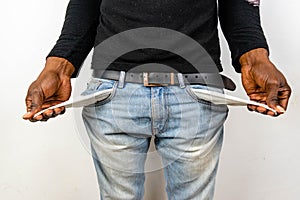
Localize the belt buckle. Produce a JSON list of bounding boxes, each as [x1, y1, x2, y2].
[[143, 72, 175, 87]]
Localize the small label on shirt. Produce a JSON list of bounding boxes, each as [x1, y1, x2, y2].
[[246, 0, 260, 6]]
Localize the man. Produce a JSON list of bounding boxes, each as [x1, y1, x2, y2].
[[23, 0, 291, 199]]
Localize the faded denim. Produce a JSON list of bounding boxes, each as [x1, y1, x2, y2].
[[82, 77, 228, 200]]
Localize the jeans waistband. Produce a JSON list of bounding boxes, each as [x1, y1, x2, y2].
[[92, 70, 236, 91]]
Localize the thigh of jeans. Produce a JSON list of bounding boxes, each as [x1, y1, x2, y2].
[[155, 84, 228, 200], [82, 79, 154, 199]]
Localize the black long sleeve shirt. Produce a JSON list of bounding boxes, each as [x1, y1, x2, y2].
[[48, 0, 268, 77]]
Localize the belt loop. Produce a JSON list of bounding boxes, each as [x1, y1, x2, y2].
[[177, 73, 186, 88], [118, 71, 126, 88], [170, 72, 175, 85]]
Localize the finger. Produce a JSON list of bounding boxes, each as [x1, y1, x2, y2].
[[278, 88, 292, 111], [247, 105, 255, 112], [247, 104, 256, 112], [53, 107, 65, 115], [29, 119, 38, 123], [266, 110, 279, 117], [256, 106, 267, 114], [248, 94, 266, 113], [248, 104, 279, 117], [23, 89, 44, 120], [29, 114, 43, 122], [42, 106, 65, 119], [254, 100, 279, 116], [40, 117, 50, 122], [248, 94, 267, 102], [248, 105, 266, 115], [58, 108, 66, 115], [266, 84, 284, 114], [37, 106, 66, 121], [248, 103, 276, 116], [43, 109, 54, 118]]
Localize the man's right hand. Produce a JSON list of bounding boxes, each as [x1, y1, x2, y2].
[[23, 57, 75, 122]]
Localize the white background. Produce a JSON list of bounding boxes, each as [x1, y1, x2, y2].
[[1, 1, 299, 199]]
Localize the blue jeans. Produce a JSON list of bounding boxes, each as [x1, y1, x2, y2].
[[82, 77, 228, 200]]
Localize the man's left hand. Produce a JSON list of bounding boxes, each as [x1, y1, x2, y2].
[[240, 48, 291, 116]]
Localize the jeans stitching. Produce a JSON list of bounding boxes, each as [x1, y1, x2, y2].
[[184, 85, 213, 106], [87, 81, 119, 107]]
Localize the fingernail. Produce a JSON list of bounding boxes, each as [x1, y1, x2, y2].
[[23, 112, 31, 118], [276, 105, 285, 113], [34, 115, 43, 121], [46, 111, 53, 117], [56, 110, 61, 115]]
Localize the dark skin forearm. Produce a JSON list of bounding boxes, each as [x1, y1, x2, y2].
[[240, 48, 291, 116]]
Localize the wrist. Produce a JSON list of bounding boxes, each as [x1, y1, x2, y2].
[[239, 48, 269, 68], [42, 57, 75, 78]]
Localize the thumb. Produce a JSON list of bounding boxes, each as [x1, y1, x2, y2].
[[266, 84, 285, 114], [23, 90, 44, 120]]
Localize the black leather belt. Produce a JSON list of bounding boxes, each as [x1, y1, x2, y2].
[[92, 70, 236, 91]]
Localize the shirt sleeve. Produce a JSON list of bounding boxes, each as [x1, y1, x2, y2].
[[47, 0, 101, 78], [218, 0, 269, 72]]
